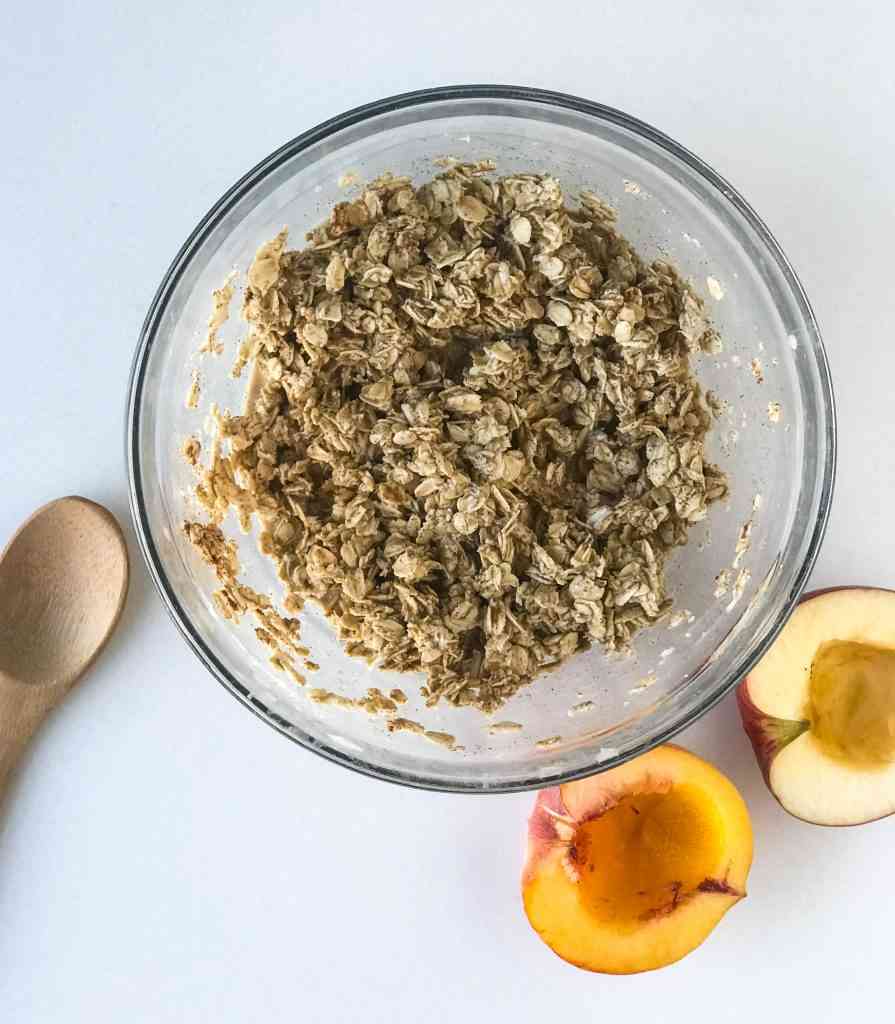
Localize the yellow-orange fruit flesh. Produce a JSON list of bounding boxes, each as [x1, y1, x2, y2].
[[809, 640, 895, 766], [522, 745, 752, 974]]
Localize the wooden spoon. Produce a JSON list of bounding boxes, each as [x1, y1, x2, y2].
[[0, 497, 129, 801]]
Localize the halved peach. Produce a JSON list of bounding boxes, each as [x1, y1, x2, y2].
[[522, 745, 753, 974], [738, 587, 895, 825]]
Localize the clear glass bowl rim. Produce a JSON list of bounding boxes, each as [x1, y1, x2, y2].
[[126, 84, 836, 793]]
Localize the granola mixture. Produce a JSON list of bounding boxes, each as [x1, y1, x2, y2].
[[187, 162, 727, 713]]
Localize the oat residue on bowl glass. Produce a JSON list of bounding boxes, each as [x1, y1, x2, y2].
[[489, 720, 523, 734], [185, 369, 201, 409], [568, 700, 596, 716], [629, 671, 657, 695], [733, 521, 753, 569], [535, 735, 562, 749], [386, 717, 461, 750], [182, 161, 731, 720], [714, 568, 734, 599], [725, 567, 751, 611], [714, 493, 760, 608], [308, 686, 399, 714], [668, 608, 694, 628], [199, 272, 236, 355], [182, 437, 202, 467]]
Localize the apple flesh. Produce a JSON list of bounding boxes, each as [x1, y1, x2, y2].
[[738, 587, 895, 826]]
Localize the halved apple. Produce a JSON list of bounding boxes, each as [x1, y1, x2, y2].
[[522, 745, 753, 974], [738, 587, 895, 826]]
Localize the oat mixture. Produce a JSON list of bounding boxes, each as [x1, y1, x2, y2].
[[187, 161, 727, 713]]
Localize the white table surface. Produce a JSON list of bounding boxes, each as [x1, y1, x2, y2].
[[2, 3, 893, 1021]]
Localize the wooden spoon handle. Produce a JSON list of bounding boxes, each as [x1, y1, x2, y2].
[[0, 675, 56, 805]]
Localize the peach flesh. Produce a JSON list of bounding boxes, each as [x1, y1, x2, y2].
[[571, 787, 727, 929], [522, 746, 752, 973]]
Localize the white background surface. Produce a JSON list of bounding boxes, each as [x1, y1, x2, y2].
[[2, 3, 893, 1021]]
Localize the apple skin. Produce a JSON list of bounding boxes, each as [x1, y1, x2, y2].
[[735, 685, 807, 789], [737, 586, 895, 827], [736, 589, 829, 788]]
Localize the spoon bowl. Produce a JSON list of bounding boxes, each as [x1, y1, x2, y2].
[[0, 497, 128, 796]]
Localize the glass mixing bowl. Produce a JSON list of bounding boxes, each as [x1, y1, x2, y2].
[[127, 86, 835, 792]]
